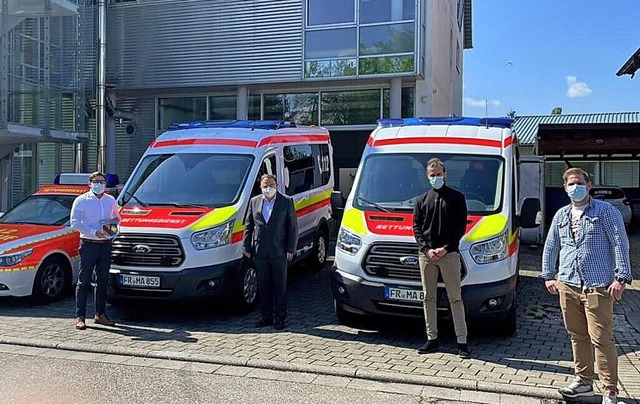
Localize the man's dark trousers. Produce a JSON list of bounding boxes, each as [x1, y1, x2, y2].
[[255, 255, 287, 322], [75, 240, 112, 318]]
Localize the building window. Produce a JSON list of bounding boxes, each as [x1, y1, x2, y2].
[[304, 0, 417, 79], [158, 97, 206, 131], [321, 90, 382, 125], [359, 55, 414, 75], [305, 28, 357, 59], [307, 0, 355, 26], [248, 94, 261, 120], [209, 95, 237, 120], [382, 87, 415, 118], [360, 0, 415, 24], [602, 161, 639, 188], [263, 93, 318, 126], [359, 23, 414, 55]]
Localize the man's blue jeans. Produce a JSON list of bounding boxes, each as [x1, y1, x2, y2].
[[75, 240, 112, 319]]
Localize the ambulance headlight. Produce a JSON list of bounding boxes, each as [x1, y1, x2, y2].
[[470, 233, 508, 264], [337, 228, 362, 255], [191, 221, 234, 250], [0, 249, 34, 267]]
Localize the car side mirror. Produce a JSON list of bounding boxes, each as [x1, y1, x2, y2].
[[518, 197, 540, 229], [330, 191, 345, 221]]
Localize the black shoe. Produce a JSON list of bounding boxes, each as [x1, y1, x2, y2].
[[255, 317, 273, 328], [457, 343, 470, 359], [274, 320, 286, 330], [417, 339, 439, 354]]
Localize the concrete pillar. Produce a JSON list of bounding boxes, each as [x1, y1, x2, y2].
[[390, 78, 402, 119], [237, 87, 248, 120]]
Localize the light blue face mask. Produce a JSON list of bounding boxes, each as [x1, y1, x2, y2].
[[429, 176, 445, 190], [91, 182, 105, 195], [566, 184, 588, 202]]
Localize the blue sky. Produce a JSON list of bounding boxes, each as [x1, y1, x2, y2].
[[462, 0, 640, 117]]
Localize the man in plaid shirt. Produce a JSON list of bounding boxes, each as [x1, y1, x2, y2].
[[542, 168, 632, 404]]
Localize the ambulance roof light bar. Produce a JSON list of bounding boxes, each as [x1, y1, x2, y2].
[[54, 173, 120, 188], [167, 120, 297, 131], [377, 117, 513, 129]]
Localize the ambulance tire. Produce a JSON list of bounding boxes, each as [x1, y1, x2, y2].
[[307, 227, 328, 271], [235, 259, 258, 313], [32, 256, 70, 304]]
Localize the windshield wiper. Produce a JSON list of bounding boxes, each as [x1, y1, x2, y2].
[[122, 190, 147, 207], [356, 196, 390, 213]]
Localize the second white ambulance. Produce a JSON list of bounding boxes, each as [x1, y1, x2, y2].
[[331, 117, 540, 335], [108, 120, 335, 309]]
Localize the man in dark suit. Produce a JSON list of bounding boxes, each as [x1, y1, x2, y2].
[[243, 174, 298, 330]]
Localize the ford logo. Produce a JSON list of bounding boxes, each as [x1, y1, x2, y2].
[[132, 244, 152, 254], [399, 256, 419, 266]]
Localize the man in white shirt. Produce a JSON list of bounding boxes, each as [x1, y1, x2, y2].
[[70, 171, 120, 330]]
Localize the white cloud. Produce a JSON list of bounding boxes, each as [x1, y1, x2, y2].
[[464, 97, 501, 108], [566, 75, 592, 98]]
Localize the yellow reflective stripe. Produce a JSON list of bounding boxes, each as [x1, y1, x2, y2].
[[189, 206, 238, 231], [465, 214, 507, 242], [341, 208, 367, 235], [233, 220, 245, 233], [294, 189, 333, 211], [509, 229, 518, 244]]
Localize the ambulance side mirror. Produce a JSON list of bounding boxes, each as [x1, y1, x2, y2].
[[330, 191, 345, 221], [518, 197, 540, 229]]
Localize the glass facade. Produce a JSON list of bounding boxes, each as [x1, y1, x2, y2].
[[1, 0, 94, 207], [304, 0, 417, 78], [158, 88, 415, 129]]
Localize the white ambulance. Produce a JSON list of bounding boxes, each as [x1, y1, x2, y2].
[[331, 117, 540, 335], [108, 120, 335, 309]]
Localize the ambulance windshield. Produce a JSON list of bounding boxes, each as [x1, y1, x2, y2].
[[120, 153, 254, 208], [354, 153, 504, 214]]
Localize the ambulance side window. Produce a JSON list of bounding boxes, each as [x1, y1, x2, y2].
[[283, 145, 314, 196], [252, 154, 277, 197]]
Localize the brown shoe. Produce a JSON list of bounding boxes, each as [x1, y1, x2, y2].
[[94, 314, 115, 326], [75, 317, 86, 330]]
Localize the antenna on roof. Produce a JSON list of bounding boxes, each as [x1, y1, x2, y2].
[[251, 121, 256, 131], [485, 99, 489, 128]]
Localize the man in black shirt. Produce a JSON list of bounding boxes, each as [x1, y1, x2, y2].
[[413, 158, 470, 358]]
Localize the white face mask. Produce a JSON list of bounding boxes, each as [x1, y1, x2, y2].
[[91, 182, 105, 195], [429, 176, 445, 189], [262, 186, 276, 198]]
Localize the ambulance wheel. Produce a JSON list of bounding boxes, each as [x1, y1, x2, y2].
[[307, 227, 328, 270], [235, 259, 258, 313], [33, 256, 69, 304]]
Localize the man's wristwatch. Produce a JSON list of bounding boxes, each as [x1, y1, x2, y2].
[[615, 276, 629, 285]]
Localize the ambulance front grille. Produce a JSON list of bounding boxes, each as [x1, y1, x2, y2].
[[363, 242, 466, 282], [112, 234, 184, 267]]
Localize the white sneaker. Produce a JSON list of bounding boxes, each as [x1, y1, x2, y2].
[[602, 389, 618, 404], [558, 376, 594, 398]]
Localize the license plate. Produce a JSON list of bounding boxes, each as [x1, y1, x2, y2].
[[384, 287, 424, 302], [118, 274, 160, 288]]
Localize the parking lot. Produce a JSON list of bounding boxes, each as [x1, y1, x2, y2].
[[0, 233, 639, 402]]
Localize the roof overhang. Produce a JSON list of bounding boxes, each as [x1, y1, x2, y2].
[[536, 123, 640, 158], [616, 47, 640, 78], [1, 0, 78, 18], [0, 123, 86, 144], [463, 0, 473, 49]]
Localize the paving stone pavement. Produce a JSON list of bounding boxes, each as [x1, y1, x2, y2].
[[0, 232, 638, 403]]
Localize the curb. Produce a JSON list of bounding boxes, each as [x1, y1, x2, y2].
[[0, 336, 564, 401]]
